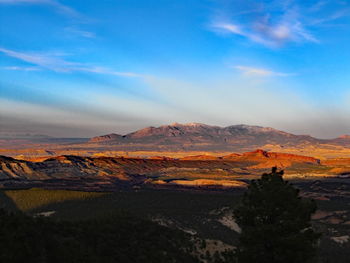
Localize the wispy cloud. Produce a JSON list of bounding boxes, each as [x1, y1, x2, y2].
[[2, 66, 41, 71], [234, 65, 292, 77], [212, 22, 294, 47], [64, 27, 96, 38], [0, 0, 81, 18], [0, 47, 144, 78], [308, 8, 350, 25], [211, 16, 318, 47], [70, 66, 145, 78], [309, 1, 329, 12], [209, 0, 349, 47], [0, 47, 76, 72]]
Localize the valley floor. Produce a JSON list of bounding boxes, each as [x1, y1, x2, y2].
[[1, 179, 349, 263]]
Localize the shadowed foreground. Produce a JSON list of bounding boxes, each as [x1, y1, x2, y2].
[[0, 209, 199, 263]]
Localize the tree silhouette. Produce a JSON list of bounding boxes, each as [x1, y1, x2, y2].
[[234, 167, 319, 263]]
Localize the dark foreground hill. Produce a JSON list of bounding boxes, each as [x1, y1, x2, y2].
[[0, 209, 199, 263]]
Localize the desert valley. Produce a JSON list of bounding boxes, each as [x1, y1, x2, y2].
[[2, 0, 350, 261], [1, 123, 350, 262]]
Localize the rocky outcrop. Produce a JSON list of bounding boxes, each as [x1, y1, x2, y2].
[[0, 155, 134, 181], [241, 149, 320, 164], [219, 149, 320, 168], [0, 149, 321, 183], [89, 133, 123, 143]]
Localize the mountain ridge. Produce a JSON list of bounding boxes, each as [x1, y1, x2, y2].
[[90, 123, 321, 140], [88, 123, 324, 152]]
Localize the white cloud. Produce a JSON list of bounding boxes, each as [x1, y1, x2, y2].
[[2, 66, 41, 71], [212, 22, 277, 47], [213, 23, 243, 35], [0, 47, 144, 78], [65, 27, 96, 38], [0, 47, 76, 72], [209, 1, 328, 47], [0, 0, 81, 18], [234, 65, 292, 77], [212, 19, 318, 48], [75, 66, 145, 78]]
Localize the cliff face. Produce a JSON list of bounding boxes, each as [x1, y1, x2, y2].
[[0, 156, 46, 180], [0, 156, 134, 181], [240, 149, 320, 164], [235, 149, 320, 168], [0, 150, 321, 182]]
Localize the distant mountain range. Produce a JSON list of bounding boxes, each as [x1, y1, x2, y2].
[[88, 123, 350, 152], [2, 123, 350, 157]]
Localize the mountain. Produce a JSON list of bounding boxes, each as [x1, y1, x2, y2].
[[2, 123, 349, 158], [88, 123, 323, 152]]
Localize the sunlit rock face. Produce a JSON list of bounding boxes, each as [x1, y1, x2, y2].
[[0, 148, 340, 191]]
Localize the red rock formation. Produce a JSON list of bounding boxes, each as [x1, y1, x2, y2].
[[220, 149, 320, 168], [241, 149, 320, 164], [221, 153, 241, 160], [180, 155, 220, 160]]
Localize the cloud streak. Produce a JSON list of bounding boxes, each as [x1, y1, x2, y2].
[[212, 18, 318, 48], [234, 65, 293, 77], [0, 0, 81, 18], [209, 0, 350, 47], [2, 66, 41, 71], [64, 27, 96, 38], [0, 47, 145, 78]]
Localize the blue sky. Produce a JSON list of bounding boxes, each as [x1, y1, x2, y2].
[[0, 0, 350, 138]]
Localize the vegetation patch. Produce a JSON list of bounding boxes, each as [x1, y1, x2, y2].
[[3, 188, 106, 211]]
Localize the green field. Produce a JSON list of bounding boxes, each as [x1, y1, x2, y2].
[[2, 188, 105, 211]]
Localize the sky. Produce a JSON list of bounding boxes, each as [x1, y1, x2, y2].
[[0, 0, 350, 138]]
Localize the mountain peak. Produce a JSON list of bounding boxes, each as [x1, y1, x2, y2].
[[169, 122, 212, 127]]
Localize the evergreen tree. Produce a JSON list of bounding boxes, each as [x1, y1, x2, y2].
[[234, 167, 319, 263]]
